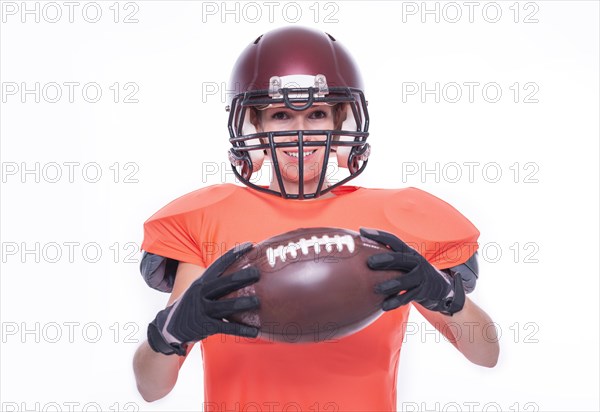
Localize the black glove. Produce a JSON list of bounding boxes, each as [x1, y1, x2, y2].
[[147, 243, 260, 356], [360, 228, 465, 315]]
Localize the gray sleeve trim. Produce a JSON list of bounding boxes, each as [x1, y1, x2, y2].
[[447, 251, 479, 294], [140, 251, 179, 293]]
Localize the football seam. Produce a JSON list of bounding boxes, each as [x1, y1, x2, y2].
[[265, 234, 356, 267]]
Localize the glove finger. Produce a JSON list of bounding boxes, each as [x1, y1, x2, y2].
[[374, 271, 422, 295], [204, 267, 260, 300], [367, 252, 419, 271], [204, 242, 254, 280], [206, 296, 260, 319], [217, 319, 260, 339], [382, 288, 421, 311], [360, 228, 417, 255]]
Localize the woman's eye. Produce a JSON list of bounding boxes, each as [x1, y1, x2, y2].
[[309, 110, 327, 119], [271, 111, 289, 120]]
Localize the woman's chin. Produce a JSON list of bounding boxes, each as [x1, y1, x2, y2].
[[272, 175, 326, 194], [279, 167, 326, 183]]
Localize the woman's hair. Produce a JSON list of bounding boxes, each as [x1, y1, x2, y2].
[[332, 103, 348, 130]]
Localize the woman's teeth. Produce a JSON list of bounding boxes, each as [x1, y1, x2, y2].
[[285, 150, 317, 158]]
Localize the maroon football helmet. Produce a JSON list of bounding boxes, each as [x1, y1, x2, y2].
[[226, 26, 370, 199]]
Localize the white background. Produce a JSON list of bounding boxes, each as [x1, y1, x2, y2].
[[1, 1, 598, 411]]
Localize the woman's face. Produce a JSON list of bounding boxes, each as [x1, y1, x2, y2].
[[256, 104, 336, 195]]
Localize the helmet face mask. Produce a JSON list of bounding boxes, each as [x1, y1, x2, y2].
[[226, 27, 371, 200]]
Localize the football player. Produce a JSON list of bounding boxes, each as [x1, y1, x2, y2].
[[133, 27, 499, 411]]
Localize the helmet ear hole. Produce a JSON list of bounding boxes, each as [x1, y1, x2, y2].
[[348, 156, 360, 174], [348, 143, 371, 174], [241, 161, 251, 180]]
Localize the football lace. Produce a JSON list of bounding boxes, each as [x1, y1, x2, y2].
[[266, 234, 355, 267]]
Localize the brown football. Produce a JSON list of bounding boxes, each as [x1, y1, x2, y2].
[[221, 227, 403, 343]]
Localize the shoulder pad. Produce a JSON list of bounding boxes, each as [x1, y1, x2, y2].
[[140, 251, 179, 293], [145, 184, 238, 221], [383, 187, 480, 268], [141, 184, 241, 274], [384, 187, 479, 243]]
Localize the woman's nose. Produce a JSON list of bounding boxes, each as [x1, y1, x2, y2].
[[290, 115, 308, 130]]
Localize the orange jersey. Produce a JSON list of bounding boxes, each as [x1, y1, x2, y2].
[[141, 184, 479, 411]]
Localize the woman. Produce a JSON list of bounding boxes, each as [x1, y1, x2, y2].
[[133, 26, 498, 411]]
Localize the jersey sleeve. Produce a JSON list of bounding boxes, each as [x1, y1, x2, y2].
[[139, 184, 239, 292], [141, 184, 239, 265], [141, 202, 206, 267], [140, 196, 206, 293], [140, 189, 209, 293]]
